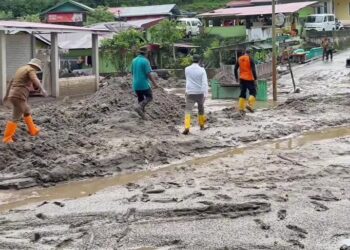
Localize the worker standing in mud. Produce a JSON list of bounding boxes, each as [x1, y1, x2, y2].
[[2, 58, 48, 144], [131, 47, 159, 119], [182, 54, 208, 135], [321, 37, 333, 61], [234, 49, 257, 117]]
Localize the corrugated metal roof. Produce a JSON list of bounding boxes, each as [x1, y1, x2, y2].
[[109, 4, 179, 18], [41, 0, 94, 15], [39, 18, 163, 50], [199, 1, 317, 17], [0, 21, 110, 34]]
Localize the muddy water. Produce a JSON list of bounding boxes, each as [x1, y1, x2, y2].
[[0, 126, 349, 213]]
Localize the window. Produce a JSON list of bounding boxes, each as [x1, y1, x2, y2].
[[328, 15, 334, 21]]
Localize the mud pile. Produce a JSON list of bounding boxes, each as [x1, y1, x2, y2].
[[213, 71, 236, 85], [0, 78, 185, 189]]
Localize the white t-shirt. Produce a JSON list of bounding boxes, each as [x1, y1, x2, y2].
[[185, 63, 209, 97]]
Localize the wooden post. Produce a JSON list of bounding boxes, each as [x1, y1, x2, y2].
[[272, 0, 277, 101], [0, 30, 7, 104], [51, 32, 59, 97], [31, 32, 36, 58], [92, 33, 99, 90]]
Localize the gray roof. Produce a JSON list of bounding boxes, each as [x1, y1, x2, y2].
[[109, 4, 180, 18]]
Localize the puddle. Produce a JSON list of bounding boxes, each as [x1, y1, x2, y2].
[[0, 126, 349, 213]]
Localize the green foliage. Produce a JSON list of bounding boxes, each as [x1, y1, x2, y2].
[[179, 56, 192, 68], [87, 6, 115, 25], [20, 14, 40, 22], [204, 39, 220, 68], [149, 20, 184, 48], [101, 29, 146, 73], [0, 11, 14, 20]]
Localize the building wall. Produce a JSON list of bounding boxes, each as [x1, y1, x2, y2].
[[6, 33, 32, 81], [335, 0, 350, 22]]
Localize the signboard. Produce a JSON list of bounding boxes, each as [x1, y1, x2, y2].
[[47, 13, 83, 23]]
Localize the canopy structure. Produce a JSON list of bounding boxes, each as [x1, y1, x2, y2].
[[198, 1, 318, 18], [0, 21, 110, 103]]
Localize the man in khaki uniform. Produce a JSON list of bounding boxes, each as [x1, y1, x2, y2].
[[2, 58, 48, 144]]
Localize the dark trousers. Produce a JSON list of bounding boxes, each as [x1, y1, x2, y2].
[[185, 94, 205, 115], [323, 49, 333, 61], [239, 79, 257, 99], [135, 88, 153, 111]]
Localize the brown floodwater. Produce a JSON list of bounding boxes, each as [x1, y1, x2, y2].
[[0, 126, 349, 213]]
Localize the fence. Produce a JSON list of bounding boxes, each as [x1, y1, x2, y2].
[[305, 29, 350, 50], [221, 62, 272, 79]]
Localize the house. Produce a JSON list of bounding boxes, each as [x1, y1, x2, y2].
[[108, 4, 181, 21], [0, 21, 108, 101], [40, 0, 94, 26], [334, 0, 350, 26], [198, 1, 318, 41]]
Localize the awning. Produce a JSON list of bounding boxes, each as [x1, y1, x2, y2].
[[0, 21, 110, 34], [173, 43, 200, 48], [199, 1, 318, 18]]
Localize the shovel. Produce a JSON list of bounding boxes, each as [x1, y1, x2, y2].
[[288, 57, 300, 93]]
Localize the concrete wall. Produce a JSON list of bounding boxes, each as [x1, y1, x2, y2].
[[335, 0, 350, 23], [59, 76, 96, 97], [6, 33, 32, 81], [306, 30, 350, 49]]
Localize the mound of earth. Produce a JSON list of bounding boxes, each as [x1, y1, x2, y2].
[[0, 78, 185, 189]]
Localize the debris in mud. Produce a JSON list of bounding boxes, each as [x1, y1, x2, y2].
[[309, 191, 340, 202], [254, 218, 271, 230], [287, 239, 305, 249], [35, 213, 47, 220], [277, 209, 287, 220], [286, 225, 308, 235], [310, 201, 329, 211], [32, 233, 41, 242]]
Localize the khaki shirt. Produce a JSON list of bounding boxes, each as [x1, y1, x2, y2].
[[8, 65, 38, 101]]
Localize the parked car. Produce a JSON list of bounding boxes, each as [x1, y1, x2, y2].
[[304, 14, 336, 31], [177, 18, 202, 37]]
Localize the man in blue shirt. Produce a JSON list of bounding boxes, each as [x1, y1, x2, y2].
[[131, 47, 159, 118]]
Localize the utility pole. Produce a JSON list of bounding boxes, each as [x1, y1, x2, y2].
[[272, 0, 277, 101]]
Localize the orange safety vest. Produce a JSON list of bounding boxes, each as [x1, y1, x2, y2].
[[239, 55, 255, 81]]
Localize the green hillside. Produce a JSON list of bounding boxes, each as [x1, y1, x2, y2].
[[0, 0, 230, 18]]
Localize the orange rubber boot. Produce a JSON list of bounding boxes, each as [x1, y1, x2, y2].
[[3, 121, 17, 144], [24, 115, 40, 136]]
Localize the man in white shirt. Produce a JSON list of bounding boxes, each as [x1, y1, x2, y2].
[[182, 54, 209, 135]]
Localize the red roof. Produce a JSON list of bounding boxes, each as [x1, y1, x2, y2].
[[0, 20, 109, 34], [199, 1, 317, 17]]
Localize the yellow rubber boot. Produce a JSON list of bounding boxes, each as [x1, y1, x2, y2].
[[3, 121, 17, 144], [24, 115, 40, 136], [238, 98, 246, 118], [247, 96, 256, 113], [198, 115, 207, 130], [182, 114, 191, 135]]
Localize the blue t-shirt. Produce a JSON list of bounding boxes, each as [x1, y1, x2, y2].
[[131, 55, 152, 91]]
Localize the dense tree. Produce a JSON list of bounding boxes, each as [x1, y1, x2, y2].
[[0, 0, 227, 18], [87, 6, 115, 25]]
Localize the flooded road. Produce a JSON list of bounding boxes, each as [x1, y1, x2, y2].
[[1, 126, 349, 213]]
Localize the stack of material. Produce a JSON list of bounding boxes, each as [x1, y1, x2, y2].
[[213, 71, 238, 86]]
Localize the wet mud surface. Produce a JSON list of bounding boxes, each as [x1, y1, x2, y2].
[[0, 50, 349, 249]]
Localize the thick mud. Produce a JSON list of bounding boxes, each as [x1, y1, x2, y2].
[[0, 50, 349, 249]]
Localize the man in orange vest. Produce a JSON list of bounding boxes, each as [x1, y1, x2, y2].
[[234, 49, 257, 117]]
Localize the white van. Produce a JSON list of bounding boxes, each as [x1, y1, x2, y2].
[[177, 18, 202, 36], [304, 14, 336, 31]]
